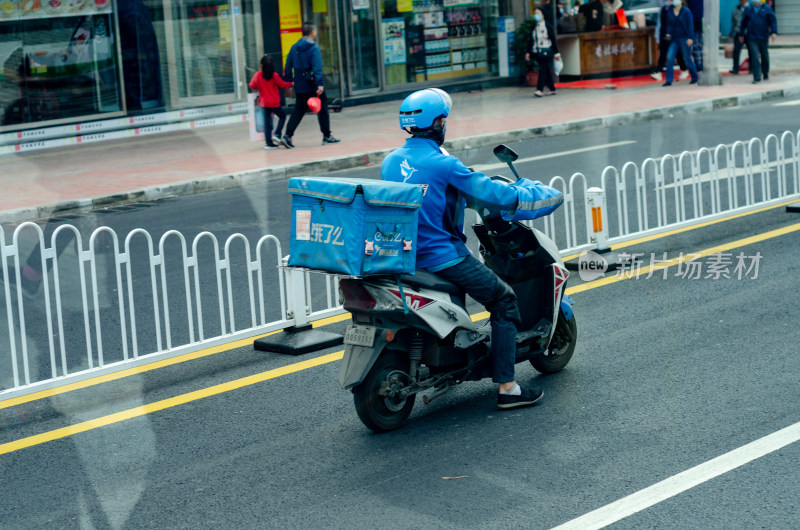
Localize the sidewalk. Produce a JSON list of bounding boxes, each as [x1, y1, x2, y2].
[[2, 70, 799, 225]]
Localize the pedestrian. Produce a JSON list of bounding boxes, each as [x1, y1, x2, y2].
[[578, 0, 604, 33], [651, 0, 689, 81], [729, 0, 750, 74], [281, 22, 340, 148], [739, 0, 778, 84], [525, 8, 561, 97], [662, 0, 698, 86], [249, 54, 292, 150], [382, 88, 563, 409], [601, 0, 623, 27], [687, 0, 704, 71]]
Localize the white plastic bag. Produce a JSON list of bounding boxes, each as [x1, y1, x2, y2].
[[553, 55, 564, 76]]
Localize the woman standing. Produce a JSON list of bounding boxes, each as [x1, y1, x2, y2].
[[525, 9, 561, 97], [249, 54, 293, 149]]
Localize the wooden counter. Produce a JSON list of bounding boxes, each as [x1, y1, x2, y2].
[[557, 28, 656, 77]]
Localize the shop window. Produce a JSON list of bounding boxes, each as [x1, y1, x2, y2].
[[0, 0, 123, 127], [381, 0, 499, 86]]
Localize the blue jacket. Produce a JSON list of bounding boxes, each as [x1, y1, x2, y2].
[[666, 6, 694, 41], [741, 4, 778, 41], [381, 138, 563, 269], [285, 38, 323, 94]]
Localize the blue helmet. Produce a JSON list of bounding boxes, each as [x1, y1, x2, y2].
[[398, 88, 452, 130]]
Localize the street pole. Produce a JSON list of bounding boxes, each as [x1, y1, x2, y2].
[[701, 0, 722, 85]]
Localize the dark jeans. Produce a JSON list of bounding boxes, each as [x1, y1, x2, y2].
[[666, 38, 698, 84], [435, 255, 521, 383], [536, 53, 556, 92], [747, 39, 770, 81], [263, 106, 285, 143], [732, 37, 747, 73], [656, 38, 687, 72], [285, 91, 331, 138]]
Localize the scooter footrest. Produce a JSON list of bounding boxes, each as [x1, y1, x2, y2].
[[516, 320, 551, 343]]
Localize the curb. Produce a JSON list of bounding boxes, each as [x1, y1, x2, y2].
[[3, 83, 800, 226]]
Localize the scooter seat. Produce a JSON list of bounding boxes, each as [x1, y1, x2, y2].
[[398, 270, 464, 297]]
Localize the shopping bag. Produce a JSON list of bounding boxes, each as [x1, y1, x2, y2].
[[554, 56, 564, 76]]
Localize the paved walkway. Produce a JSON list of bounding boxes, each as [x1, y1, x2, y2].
[[2, 70, 800, 224]]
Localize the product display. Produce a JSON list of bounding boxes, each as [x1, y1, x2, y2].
[[411, 0, 489, 82]]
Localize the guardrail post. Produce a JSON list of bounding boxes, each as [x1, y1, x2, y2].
[[254, 256, 343, 356], [567, 187, 619, 275], [587, 187, 610, 251]]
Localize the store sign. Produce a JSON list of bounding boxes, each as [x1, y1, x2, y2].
[[352, 0, 369, 10], [313, 0, 327, 14], [594, 41, 634, 58], [397, 0, 412, 12], [1, 0, 112, 20], [278, 0, 302, 67], [382, 18, 406, 65], [579, 30, 652, 75]]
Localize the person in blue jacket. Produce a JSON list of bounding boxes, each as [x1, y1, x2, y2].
[[739, 0, 778, 84], [381, 88, 563, 410], [662, 0, 698, 86], [282, 22, 340, 148]]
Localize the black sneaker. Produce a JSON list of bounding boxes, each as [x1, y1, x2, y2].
[[764, 74, 769, 80], [662, 82, 672, 86], [497, 386, 544, 410], [322, 135, 340, 144], [281, 135, 295, 149]]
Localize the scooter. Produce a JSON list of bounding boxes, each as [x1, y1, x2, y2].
[[337, 145, 577, 432]]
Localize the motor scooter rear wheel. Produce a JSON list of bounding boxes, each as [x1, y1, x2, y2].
[[354, 349, 415, 432], [531, 311, 577, 374]]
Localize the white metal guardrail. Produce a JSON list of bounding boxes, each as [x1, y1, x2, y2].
[[2, 129, 798, 401]]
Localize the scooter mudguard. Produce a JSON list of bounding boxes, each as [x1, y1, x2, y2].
[[338, 335, 388, 390], [560, 295, 575, 321]]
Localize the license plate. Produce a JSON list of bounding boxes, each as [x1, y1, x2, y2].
[[344, 325, 375, 347]]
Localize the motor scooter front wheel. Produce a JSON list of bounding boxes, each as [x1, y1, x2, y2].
[[531, 311, 577, 374], [353, 349, 415, 432]]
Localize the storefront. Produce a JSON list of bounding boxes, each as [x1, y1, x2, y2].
[[1, 0, 264, 131], [271, 0, 503, 100], [2, 0, 509, 132]]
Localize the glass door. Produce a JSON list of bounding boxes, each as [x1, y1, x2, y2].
[[339, 0, 380, 93], [163, 0, 244, 105]]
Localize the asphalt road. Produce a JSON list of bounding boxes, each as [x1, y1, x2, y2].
[[2, 201, 798, 529], [1, 99, 799, 528]]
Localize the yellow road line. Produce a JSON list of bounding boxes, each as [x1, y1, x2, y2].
[[4, 198, 793, 408], [0, 312, 351, 410], [0, 351, 344, 456], [561, 198, 800, 262], [0, 223, 800, 455], [2, 221, 798, 456], [568, 221, 800, 294]]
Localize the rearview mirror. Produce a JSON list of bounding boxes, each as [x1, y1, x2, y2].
[[493, 145, 518, 164]]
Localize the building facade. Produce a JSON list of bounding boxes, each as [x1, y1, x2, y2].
[[1, 0, 529, 132], [2, 1, 797, 133]]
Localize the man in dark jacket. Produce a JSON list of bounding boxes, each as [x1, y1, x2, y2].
[[739, 0, 778, 84], [282, 22, 339, 148]]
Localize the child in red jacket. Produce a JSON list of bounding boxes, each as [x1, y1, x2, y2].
[[249, 54, 293, 149]]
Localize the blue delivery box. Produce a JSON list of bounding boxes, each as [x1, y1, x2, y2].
[[288, 177, 424, 276]]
